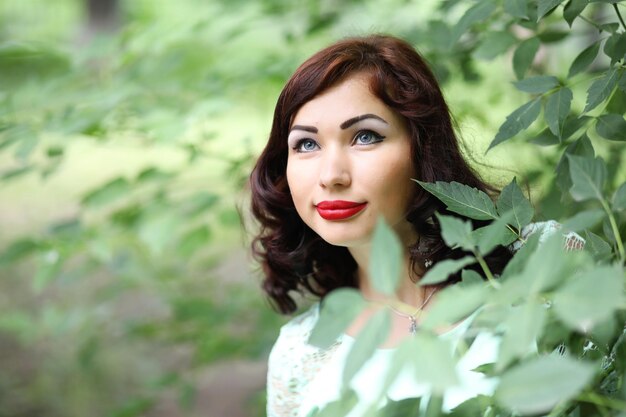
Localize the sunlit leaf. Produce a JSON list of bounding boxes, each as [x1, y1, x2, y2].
[[561, 209, 605, 232], [370, 218, 402, 295], [489, 98, 541, 150], [497, 302, 547, 371], [495, 355, 595, 414], [583, 67, 619, 113], [309, 289, 365, 349], [554, 264, 626, 332], [563, 0, 589, 27], [436, 214, 475, 251], [567, 155, 607, 202], [595, 114, 626, 141], [512, 37, 540, 80], [545, 87, 573, 137], [513, 75, 559, 93], [497, 178, 534, 231], [416, 181, 498, 220], [342, 310, 390, 387], [537, 0, 565, 20], [420, 256, 475, 285]]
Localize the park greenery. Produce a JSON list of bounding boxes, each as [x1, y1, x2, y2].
[[0, 0, 625, 416]]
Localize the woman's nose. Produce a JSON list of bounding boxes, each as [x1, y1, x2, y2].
[[319, 148, 351, 188]]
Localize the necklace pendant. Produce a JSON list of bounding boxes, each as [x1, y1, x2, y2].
[[409, 317, 417, 335]]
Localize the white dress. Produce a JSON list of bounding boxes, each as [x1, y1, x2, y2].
[[265, 221, 585, 417]]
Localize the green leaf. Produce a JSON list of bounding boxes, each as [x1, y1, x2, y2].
[[451, 2, 497, 43], [495, 355, 595, 414], [489, 98, 541, 150], [599, 22, 620, 33], [309, 289, 365, 349], [178, 226, 211, 257], [416, 181, 498, 220], [497, 178, 535, 230], [504, 0, 529, 19], [497, 302, 547, 371], [473, 31, 518, 60], [312, 390, 358, 417], [420, 256, 476, 285], [437, 214, 475, 251], [537, 30, 569, 43], [421, 283, 490, 330], [583, 67, 619, 113], [619, 69, 626, 93], [378, 398, 422, 417], [603, 32, 626, 63], [595, 114, 626, 141], [563, 0, 589, 27], [342, 309, 390, 387], [561, 209, 605, 232], [612, 182, 626, 210], [370, 218, 402, 295], [405, 333, 460, 393], [545, 87, 573, 137], [461, 269, 483, 286], [513, 75, 559, 93], [555, 134, 594, 195], [0, 239, 40, 265], [472, 212, 518, 254], [82, 178, 132, 208], [567, 155, 607, 202], [529, 128, 560, 146], [512, 37, 540, 80], [554, 264, 626, 331], [583, 231, 612, 262], [502, 233, 540, 278], [537, 0, 565, 20]]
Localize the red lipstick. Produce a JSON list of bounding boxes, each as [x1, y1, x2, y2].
[[316, 200, 367, 220]]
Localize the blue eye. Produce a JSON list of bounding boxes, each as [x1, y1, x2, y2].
[[294, 139, 319, 153], [354, 130, 384, 145]]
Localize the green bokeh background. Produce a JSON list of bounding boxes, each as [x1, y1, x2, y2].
[[1, 1, 623, 416]]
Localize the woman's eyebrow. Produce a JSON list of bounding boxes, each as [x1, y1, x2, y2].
[[340, 114, 388, 129], [290, 125, 318, 134]]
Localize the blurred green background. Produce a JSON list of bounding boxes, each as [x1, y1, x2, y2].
[[1, 0, 621, 416]]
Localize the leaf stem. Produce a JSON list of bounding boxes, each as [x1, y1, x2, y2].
[[578, 14, 603, 31], [577, 391, 626, 413], [474, 251, 500, 288], [614, 4, 626, 32], [600, 198, 625, 264]]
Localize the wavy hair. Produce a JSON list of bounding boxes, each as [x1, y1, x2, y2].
[[250, 34, 512, 314]]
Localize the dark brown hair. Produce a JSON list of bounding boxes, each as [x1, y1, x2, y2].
[[250, 34, 511, 314]]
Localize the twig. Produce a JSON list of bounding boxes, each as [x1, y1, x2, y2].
[[614, 4, 626, 31]]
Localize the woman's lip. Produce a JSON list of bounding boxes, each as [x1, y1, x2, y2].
[[315, 201, 367, 220]]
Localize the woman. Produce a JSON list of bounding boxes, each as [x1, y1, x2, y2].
[[250, 35, 514, 416]]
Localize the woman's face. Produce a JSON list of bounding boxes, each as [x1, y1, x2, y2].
[[286, 73, 418, 248]]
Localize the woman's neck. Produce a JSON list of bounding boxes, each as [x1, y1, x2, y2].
[[348, 244, 426, 308]]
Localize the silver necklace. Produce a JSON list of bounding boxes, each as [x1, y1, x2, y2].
[[387, 289, 437, 335]]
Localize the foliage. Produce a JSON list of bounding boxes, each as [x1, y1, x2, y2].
[[1, 0, 625, 416], [308, 0, 626, 416]]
